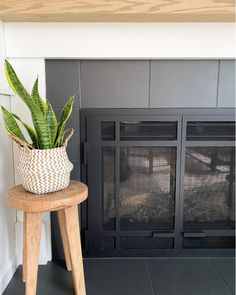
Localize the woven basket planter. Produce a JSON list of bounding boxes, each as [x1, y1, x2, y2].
[[15, 129, 74, 195]]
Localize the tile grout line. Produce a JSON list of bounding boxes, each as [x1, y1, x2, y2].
[[145, 259, 158, 295], [148, 60, 151, 108], [209, 259, 234, 295], [216, 60, 221, 107]]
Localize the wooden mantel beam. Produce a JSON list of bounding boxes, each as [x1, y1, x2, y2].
[[0, 0, 235, 22]]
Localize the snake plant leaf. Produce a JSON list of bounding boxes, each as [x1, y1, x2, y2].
[[45, 99, 58, 147], [1, 106, 32, 148], [2, 61, 74, 150], [55, 96, 74, 147], [32, 111, 51, 149], [4, 60, 35, 110], [4, 60, 51, 149], [31, 78, 47, 115], [12, 113, 38, 148]]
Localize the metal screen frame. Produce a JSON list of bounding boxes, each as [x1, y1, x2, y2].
[[80, 108, 235, 257]]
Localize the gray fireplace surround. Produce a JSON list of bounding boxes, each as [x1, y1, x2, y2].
[[45, 59, 235, 259]]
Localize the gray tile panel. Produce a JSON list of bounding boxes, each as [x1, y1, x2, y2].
[[84, 259, 154, 295], [147, 258, 233, 295], [218, 60, 235, 107], [4, 259, 234, 295], [80, 60, 149, 108], [150, 60, 219, 108], [45, 59, 235, 109], [46, 60, 80, 108], [70, 160, 80, 180], [210, 258, 235, 294], [54, 109, 80, 161], [51, 212, 65, 261], [4, 260, 153, 295], [3, 263, 74, 295]]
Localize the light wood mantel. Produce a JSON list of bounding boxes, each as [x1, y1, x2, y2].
[[0, 0, 235, 22]]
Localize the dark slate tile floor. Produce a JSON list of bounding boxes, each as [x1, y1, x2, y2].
[[3, 258, 235, 295]]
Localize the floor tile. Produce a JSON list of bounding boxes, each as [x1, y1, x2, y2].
[[84, 258, 154, 295], [3, 261, 74, 295], [4, 258, 235, 295], [210, 258, 235, 294], [147, 258, 233, 295]]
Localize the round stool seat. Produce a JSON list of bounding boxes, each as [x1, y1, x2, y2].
[[8, 180, 88, 212]]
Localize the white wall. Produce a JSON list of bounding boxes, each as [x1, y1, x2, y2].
[[4, 23, 235, 59], [0, 93, 17, 294], [0, 22, 17, 294]]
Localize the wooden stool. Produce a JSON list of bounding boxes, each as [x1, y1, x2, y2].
[[8, 180, 88, 295]]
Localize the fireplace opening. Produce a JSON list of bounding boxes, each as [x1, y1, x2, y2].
[[81, 109, 235, 257]]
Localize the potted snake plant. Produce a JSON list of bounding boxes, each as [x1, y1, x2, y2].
[[1, 59, 74, 194]]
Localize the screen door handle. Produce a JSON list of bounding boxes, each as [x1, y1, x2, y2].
[[152, 231, 175, 238], [183, 231, 206, 238]]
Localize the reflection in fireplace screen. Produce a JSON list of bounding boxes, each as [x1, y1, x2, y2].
[[120, 147, 176, 230], [184, 147, 235, 230]]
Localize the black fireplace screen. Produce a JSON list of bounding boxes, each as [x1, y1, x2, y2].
[[82, 111, 235, 257]]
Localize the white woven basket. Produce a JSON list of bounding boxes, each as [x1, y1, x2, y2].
[[16, 129, 74, 195]]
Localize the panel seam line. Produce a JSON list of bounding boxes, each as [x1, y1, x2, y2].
[[148, 60, 151, 108], [209, 259, 234, 295], [216, 60, 221, 107], [145, 259, 158, 295]]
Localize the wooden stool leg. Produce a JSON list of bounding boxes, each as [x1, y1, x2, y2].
[[25, 212, 41, 295], [57, 210, 72, 271], [64, 206, 86, 295], [23, 212, 27, 283]]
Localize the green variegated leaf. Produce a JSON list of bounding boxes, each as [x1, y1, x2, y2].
[[1, 106, 32, 148], [55, 96, 74, 147], [45, 99, 58, 147], [12, 113, 38, 148], [31, 78, 47, 115], [31, 110, 51, 149], [4, 60, 35, 110], [3, 60, 75, 150], [4, 60, 51, 149]]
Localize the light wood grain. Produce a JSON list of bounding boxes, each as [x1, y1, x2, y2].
[[25, 212, 41, 295], [8, 180, 88, 212], [64, 206, 86, 295], [0, 0, 234, 22], [22, 212, 27, 283], [57, 210, 72, 271]]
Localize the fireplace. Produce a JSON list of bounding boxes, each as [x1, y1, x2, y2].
[[80, 109, 235, 257], [45, 59, 235, 258]]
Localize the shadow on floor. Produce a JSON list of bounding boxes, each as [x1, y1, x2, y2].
[[3, 258, 235, 295]]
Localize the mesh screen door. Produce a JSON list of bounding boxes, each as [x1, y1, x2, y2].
[[182, 120, 235, 250], [85, 115, 181, 256], [83, 112, 235, 257]]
